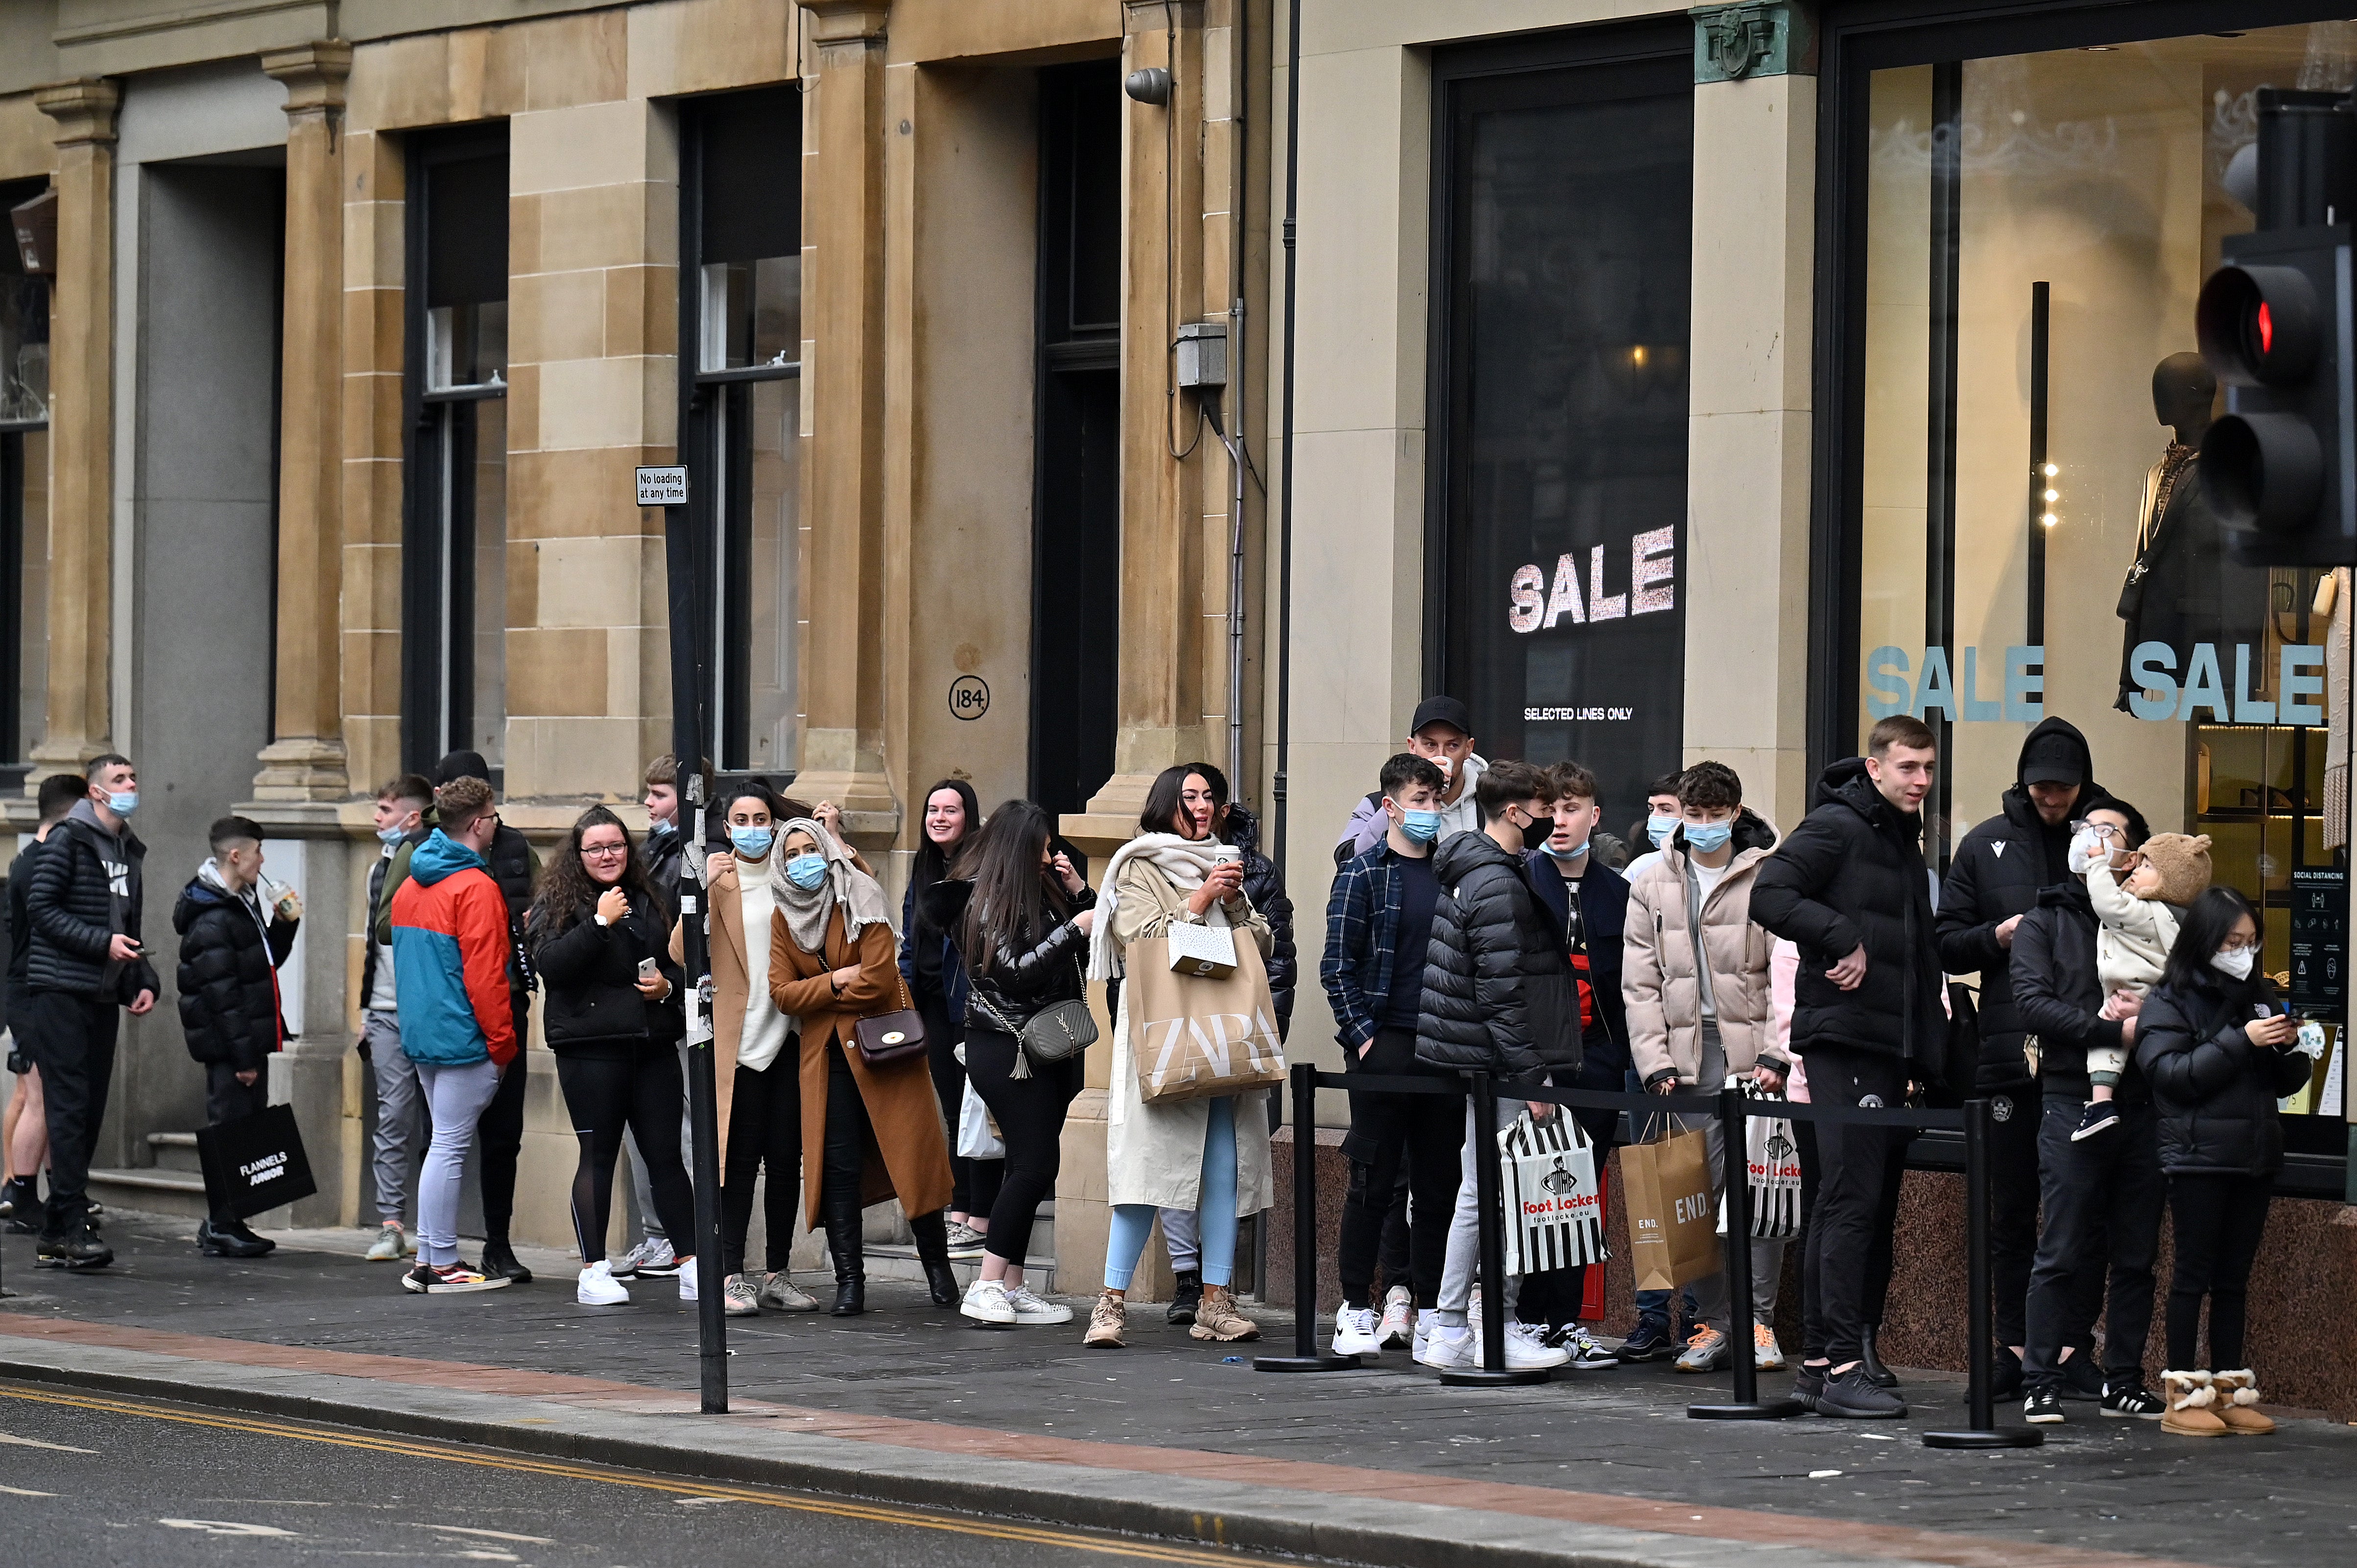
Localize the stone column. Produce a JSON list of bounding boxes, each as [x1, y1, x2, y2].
[[253, 41, 354, 802], [28, 78, 119, 783], [1683, 2, 1817, 832], [791, 0, 900, 842]]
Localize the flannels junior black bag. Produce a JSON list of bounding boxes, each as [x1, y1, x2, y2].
[[196, 1103, 318, 1221]]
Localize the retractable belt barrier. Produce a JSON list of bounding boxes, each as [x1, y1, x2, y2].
[[1253, 1061, 2042, 1449]]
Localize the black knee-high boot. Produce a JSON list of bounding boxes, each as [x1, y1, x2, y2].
[[821, 1083, 867, 1315], [910, 1210, 959, 1307]]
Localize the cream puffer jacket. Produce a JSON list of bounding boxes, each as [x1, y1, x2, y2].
[[1623, 844, 1786, 1087]]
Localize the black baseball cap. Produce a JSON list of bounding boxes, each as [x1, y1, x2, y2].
[[2020, 732, 2084, 787], [1409, 696, 1473, 739]]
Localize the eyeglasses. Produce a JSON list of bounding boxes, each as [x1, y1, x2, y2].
[[2068, 820, 2126, 841], [581, 843, 628, 859]]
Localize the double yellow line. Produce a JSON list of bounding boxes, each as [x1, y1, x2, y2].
[[0, 1383, 1258, 1565]]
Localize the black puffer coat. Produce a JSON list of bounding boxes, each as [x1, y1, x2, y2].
[[173, 870, 298, 1070], [1222, 805, 1295, 1036], [2136, 974, 2313, 1177], [643, 822, 685, 921], [1415, 830, 1576, 1077], [2009, 879, 2139, 1103], [921, 878, 1097, 1033], [1937, 718, 2137, 1091], [528, 887, 681, 1055], [27, 803, 160, 1002], [1751, 758, 1945, 1062]]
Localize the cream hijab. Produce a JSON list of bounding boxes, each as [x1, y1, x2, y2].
[[770, 817, 895, 955]]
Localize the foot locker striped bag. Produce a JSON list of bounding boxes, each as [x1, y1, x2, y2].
[[1498, 1111, 1606, 1275], [1716, 1086, 1802, 1240]]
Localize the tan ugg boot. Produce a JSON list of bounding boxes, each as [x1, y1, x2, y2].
[[2160, 1370, 2229, 1437], [1189, 1283, 1261, 1342], [2212, 1369, 2277, 1435]]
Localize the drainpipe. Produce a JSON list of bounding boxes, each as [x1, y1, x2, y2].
[[1271, 0, 1300, 865]]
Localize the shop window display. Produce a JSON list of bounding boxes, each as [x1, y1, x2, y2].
[[1855, 22, 2357, 1118]]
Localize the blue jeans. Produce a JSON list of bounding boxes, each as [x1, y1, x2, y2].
[[1627, 1067, 1698, 1335], [1105, 1098, 1240, 1289]]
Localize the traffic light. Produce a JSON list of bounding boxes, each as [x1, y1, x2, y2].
[[2196, 90, 2357, 567]]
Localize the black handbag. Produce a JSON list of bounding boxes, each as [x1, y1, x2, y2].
[[853, 969, 929, 1067], [195, 1102, 318, 1221], [1927, 980, 1980, 1108]]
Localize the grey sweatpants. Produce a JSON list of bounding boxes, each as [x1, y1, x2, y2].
[[362, 1012, 426, 1225]]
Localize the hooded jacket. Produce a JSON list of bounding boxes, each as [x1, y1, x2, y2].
[[1623, 814, 1785, 1088], [527, 885, 682, 1056], [2009, 878, 2139, 1103], [373, 793, 538, 1036], [1937, 717, 2124, 1091], [27, 800, 161, 1002], [1222, 804, 1296, 1034], [173, 862, 299, 1071], [1414, 828, 1577, 1077], [1751, 759, 1945, 1062], [1335, 754, 1489, 865], [2136, 973, 2312, 1177], [388, 831, 518, 1069]]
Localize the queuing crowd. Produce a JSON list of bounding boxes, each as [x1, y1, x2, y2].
[[0, 702, 2309, 1440]]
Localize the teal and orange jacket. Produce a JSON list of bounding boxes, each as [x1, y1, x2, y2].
[[388, 830, 518, 1069]]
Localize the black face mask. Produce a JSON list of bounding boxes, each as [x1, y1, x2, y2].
[[1518, 813, 1552, 853]]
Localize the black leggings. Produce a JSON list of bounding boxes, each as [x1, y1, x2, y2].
[[2166, 1172, 2272, 1369], [723, 1056, 803, 1274], [476, 1035, 527, 1244], [822, 1040, 875, 1207], [921, 986, 1002, 1218], [962, 1025, 1082, 1265], [554, 1045, 696, 1266]]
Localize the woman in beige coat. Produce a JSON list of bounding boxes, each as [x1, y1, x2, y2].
[[1081, 765, 1274, 1349]]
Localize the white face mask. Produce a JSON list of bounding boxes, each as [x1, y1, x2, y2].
[[2066, 832, 2104, 876], [2211, 945, 2255, 982]]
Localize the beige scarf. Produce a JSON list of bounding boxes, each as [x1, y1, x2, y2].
[[1086, 831, 1234, 982], [771, 818, 895, 955]]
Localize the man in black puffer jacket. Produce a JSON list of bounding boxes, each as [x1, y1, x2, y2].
[[175, 816, 300, 1258], [1935, 715, 2125, 1397], [1413, 760, 1576, 1371], [1751, 716, 1945, 1418]]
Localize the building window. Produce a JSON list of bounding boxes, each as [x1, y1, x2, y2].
[[680, 88, 800, 776], [1840, 18, 2352, 1115], [403, 130, 508, 772], [1429, 41, 1693, 821], [0, 178, 49, 767]]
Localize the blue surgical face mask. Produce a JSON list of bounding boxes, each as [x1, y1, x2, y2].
[[1646, 812, 1677, 848], [729, 825, 774, 860], [107, 791, 139, 818], [377, 823, 409, 847], [1399, 808, 1443, 845], [1540, 837, 1589, 863], [1683, 819, 1735, 854], [785, 853, 829, 891]]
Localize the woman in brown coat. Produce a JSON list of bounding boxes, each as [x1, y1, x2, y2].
[[768, 817, 956, 1315]]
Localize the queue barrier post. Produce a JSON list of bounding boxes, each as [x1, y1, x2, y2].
[[1253, 1061, 1361, 1372], [1441, 1070, 1550, 1387], [1923, 1096, 2043, 1449], [1690, 1085, 1803, 1420]]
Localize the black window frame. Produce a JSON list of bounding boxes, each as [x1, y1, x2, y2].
[[401, 124, 510, 777], [0, 174, 51, 776]]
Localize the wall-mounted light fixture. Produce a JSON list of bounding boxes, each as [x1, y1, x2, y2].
[[1125, 67, 1172, 105]]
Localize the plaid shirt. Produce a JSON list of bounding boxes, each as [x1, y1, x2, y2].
[[1320, 842, 1413, 1048]]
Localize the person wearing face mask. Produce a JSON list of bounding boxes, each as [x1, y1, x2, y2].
[[1624, 762, 1790, 1375], [174, 815, 301, 1259], [767, 818, 958, 1317], [359, 775, 433, 1262], [2133, 887, 2311, 1438], [1319, 754, 1465, 1357], [899, 778, 993, 1256], [1334, 697, 1490, 864], [1619, 773, 1689, 886], [1413, 760, 1579, 1372], [24, 753, 161, 1267]]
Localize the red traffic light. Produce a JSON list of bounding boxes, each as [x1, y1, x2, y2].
[[2197, 263, 2322, 385]]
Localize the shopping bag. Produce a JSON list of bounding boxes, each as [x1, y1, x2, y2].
[[956, 1078, 1004, 1161], [1716, 1091, 1802, 1240], [1498, 1112, 1606, 1275], [194, 1102, 317, 1221], [1619, 1122, 1719, 1292], [1122, 937, 1287, 1103]]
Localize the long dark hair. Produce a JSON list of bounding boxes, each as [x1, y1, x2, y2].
[[952, 800, 1071, 979], [914, 777, 981, 893], [2160, 885, 2263, 995], [1138, 763, 1209, 839], [530, 806, 660, 942]]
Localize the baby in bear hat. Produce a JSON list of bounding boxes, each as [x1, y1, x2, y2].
[[2081, 830, 2213, 1140]]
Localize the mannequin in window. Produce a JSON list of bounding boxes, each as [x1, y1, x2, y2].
[[2115, 353, 2270, 711]]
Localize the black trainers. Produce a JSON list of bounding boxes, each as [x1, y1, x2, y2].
[[2059, 1351, 2105, 1401], [1814, 1365, 1908, 1419], [1166, 1270, 1203, 1326], [480, 1240, 533, 1284], [2023, 1385, 2066, 1424], [2070, 1100, 2120, 1141], [0, 1176, 38, 1235], [2101, 1377, 2165, 1419], [1991, 1344, 2024, 1402], [37, 1226, 113, 1269], [1793, 1364, 1826, 1411], [197, 1219, 272, 1259], [1615, 1321, 1679, 1362]]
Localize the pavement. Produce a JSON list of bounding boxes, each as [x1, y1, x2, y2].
[[0, 1211, 2351, 1568]]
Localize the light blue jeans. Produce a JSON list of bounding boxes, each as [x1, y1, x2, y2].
[[1105, 1098, 1239, 1290], [414, 1057, 501, 1267]]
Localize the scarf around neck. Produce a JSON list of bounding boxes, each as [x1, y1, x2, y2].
[[1085, 831, 1235, 982], [770, 817, 895, 956]]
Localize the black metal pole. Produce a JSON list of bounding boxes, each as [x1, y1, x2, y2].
[[1924, 1098, 2040, 1448], [1441, 1072, 1547, 1387], [1255, 1063, 1357, 1371], [1691, 1087, 1801, 1420]]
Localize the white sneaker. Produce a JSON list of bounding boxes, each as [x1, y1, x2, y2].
[[1004, 1285, 1072, 1326], [576, 1260, 629, 1306], [1752, 1323, 1786, 1371], [1556, 1325, 1619, 1370], [1416, 1323, 1474, 1369], [1379, 1285, 1415, 1348], [1331, 1304, 1382, 1358], [614, 1236, 678, 1279], [365, 1223, 411, 1262], [1503, 1321, 1571, 1370], [722, 1274, 760, 1317], [962, 1278, 1017, 1325], [677, 1261, 700, 1303]]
